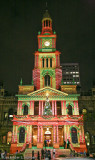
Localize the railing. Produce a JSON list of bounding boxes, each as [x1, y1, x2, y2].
[[19, 143, 27, 153]]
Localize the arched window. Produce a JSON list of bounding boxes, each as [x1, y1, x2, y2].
[[49, 20, 50, 27], [42, 58, 44, 68], [71, 127, 78, 144], [44, 21, 45, 27], [2, 136, 6, 144], [46, 58, 48, 68], [19, 127, 25, 143], [67, 105, 72, 115], [45, 75, 50, 86], [50, 58, 52, 67], [46, 20, 48, 26], [7, 131, 12, 144], [23, 105, 28, 115]]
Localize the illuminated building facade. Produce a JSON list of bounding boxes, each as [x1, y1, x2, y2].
[[10, 10, 87, 153]]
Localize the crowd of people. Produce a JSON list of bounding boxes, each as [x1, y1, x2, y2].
[[32, 149, 54, 160], [0, 150, 7, 159], [63, 139, 70, 149], [0, 139, 88, 160]]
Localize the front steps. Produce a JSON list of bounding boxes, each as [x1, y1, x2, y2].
[[24, 148, 70, 159]]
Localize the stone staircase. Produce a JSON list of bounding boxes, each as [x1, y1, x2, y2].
[[73, 143, 87, 153], [24, 148, 41, 159], [24, 148, 70, 159]]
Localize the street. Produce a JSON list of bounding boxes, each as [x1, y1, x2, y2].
[[56, 158, 95, 160]]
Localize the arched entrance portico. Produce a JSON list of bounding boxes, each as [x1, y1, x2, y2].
[[44, 128, 52, 147]]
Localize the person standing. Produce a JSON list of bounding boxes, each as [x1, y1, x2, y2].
[[32, 150, 35, 160], [48, 150, 51, 160], [4, 150, 7, 159], [37, 151, 40, 160], [15, 150, 18, 155], [1, 150, 4, 159], [67, 139, 70, 149], [45, 150, 49, 160], [0, 150, 1, 159], [44, 139, 47, 149], [41, 149, 44, 159], [53, 149, 55, 159], [63, 140, 66, 149]]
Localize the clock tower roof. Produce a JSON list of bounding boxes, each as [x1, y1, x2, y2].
[[42, 10, 51, 20], [41, 10, 52, 35]]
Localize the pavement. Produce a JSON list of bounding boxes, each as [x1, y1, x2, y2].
[[55, 158, 95, 160]]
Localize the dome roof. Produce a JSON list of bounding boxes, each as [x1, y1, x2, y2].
[[43, 10, 51, 19]]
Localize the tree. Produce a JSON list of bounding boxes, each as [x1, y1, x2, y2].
[[43, 96, 52, 115]]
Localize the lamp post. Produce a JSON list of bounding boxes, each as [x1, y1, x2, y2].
[[87, 142, 90, 156]]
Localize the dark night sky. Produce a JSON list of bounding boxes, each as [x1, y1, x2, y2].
[[0, 0, 95, 94]]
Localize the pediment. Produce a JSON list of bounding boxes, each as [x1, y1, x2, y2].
[[27, 87, 68, 99]]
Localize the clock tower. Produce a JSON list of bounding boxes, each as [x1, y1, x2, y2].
[[10, 9, 87, 154], [33, 10, 62, 90]]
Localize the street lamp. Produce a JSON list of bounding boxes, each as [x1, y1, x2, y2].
[[87, 142, 90, 156]]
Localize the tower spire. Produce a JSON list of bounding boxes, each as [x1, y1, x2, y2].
[[46, 2, 47, 9]]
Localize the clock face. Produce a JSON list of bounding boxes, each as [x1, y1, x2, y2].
[[44, 41, 50, 47]]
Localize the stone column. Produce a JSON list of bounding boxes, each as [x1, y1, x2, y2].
[[51, 77, 52, 87], [59, 55, 60, 66], [37, 126, 40, 143], [61, 101, 63, 115], [53, 125, 56, 143], [48, 58, 50, 68], [29, 125, 32, 148], [57, 126, 59, 143], [55, 101, 57, 116], [52, 101, 54, 115], [15, 126, 18, 143], [42, 101, 44, 115], [37, 126, 43, 148], [64, 125, 67, 142], [40, 101, 41, 116], [52, 58, 54, 68], [63, 101, 66, 115], [79, 125, 82, 143], [53, 125, 59, 148], [76, 101, 79, 115], [40, 58, 42, 68], [41, 126, 43, 142], [58, 55, 59, 67], [44, 58, 46, 68], [30, 101, 34, 115], [32, 101, 34, 115], [39, 101, 41, 116], [67, 125, 70, 140], [17, 101, 20, 115], [43, 77, 44, 88], [73, 101, 76, 115], [26, 126, 29, 143], [19, 102, 22, 115], [56, 55, 58, 67], [29, 101, 32, 115]]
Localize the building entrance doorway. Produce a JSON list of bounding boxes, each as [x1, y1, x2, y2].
[[44, 127, 52, 147]]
